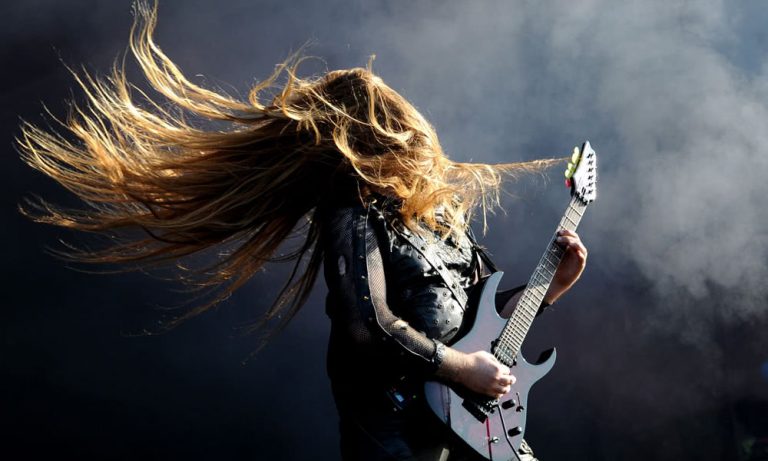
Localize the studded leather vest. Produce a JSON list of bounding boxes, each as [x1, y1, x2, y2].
[[368, 198, 479, 344]]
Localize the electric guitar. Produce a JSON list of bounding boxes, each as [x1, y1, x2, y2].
[[424, 141, 598, 460]]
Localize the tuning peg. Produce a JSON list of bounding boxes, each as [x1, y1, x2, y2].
[[571, 146, 581, 164], [564, 168, 574, 179], [565, 178, 572, 188]]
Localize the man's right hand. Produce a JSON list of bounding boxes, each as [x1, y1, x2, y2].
[[436, 348, 515, 400]]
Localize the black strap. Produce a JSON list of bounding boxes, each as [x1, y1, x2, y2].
[[370, 205, 470, 311]]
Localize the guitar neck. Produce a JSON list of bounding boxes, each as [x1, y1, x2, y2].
[[494, 196, 588, 364]]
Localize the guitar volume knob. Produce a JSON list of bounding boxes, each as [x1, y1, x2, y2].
[[501, 399, 517, 409]]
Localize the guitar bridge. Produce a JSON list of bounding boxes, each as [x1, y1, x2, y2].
[[462, 396, 497, 423]]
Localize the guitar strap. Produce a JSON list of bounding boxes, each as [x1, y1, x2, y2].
[[389, 226, 470, 310], [367, 195, 495, 312]]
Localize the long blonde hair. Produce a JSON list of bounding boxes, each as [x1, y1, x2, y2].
[[17, 1, 560, 345]]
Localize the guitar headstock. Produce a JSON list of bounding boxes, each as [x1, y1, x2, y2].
[[564, 140, 598, 204]]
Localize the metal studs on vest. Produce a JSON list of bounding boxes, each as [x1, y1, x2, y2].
[[367, 199, 476, 344]]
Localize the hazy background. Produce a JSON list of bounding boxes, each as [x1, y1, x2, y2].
[[2, 1, 767, 459]]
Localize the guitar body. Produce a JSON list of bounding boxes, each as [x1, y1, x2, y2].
[[424, 272, 556, 460]]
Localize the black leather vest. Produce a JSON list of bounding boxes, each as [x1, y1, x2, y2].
[[369, 200, 479, 344]]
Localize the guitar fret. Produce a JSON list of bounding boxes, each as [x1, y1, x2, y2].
[[535, 270, 551, 284], [513, 312, 528, 332], [540, 262, 556, 275], [569, 203, 584, 217], [523, 291, 540, 305], [520, 293, 544, 308], [517, 306, 535, 321], [572, 205, 584, 217], [521, 302, 538, 319], [530, 285, 547, 298], [524, 297, 542, 310], [510, 313, 526, 327], [525, 289, 542, 302], [528, 295, 542, 309], [543, 252, 558, 264], [543, 256, 560, 267], [521, 309, 536, 322]]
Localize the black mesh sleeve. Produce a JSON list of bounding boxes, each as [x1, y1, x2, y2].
[[322, 203, 440, 375]]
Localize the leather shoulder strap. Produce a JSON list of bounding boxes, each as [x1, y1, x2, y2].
[[382, 218, 469, 310]]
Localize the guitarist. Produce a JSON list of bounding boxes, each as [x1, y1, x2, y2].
[[322, 184, 587, 460]]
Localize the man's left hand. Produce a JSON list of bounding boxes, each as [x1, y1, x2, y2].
[[544, 229, 588, 304]]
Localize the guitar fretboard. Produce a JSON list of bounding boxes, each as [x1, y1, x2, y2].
[[493, 196, 588, 365]]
